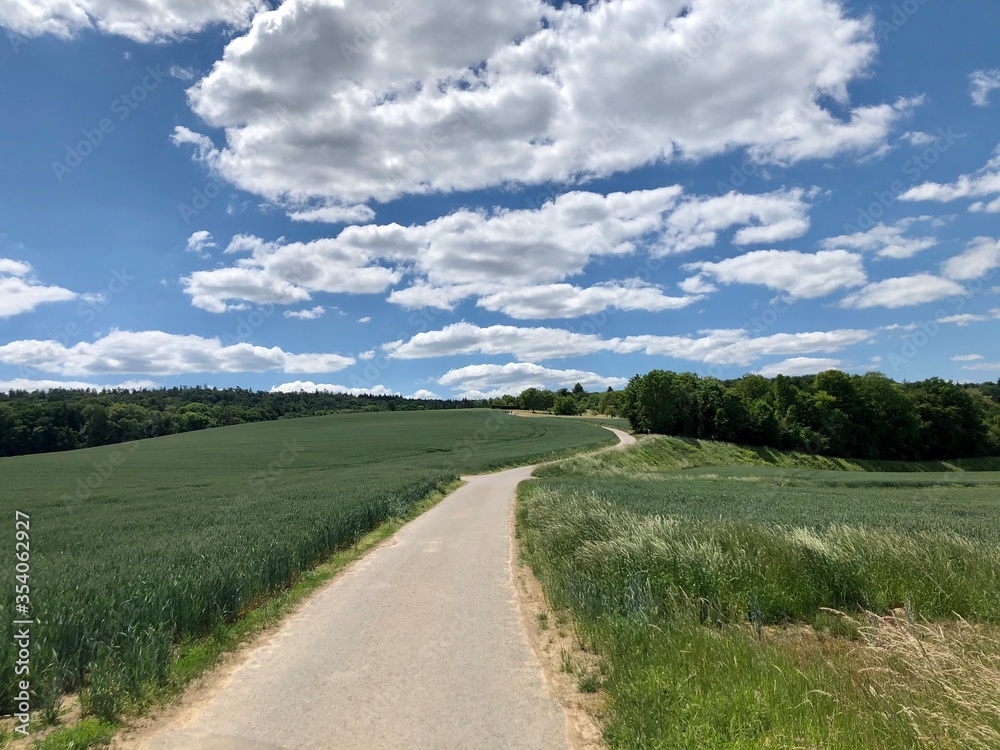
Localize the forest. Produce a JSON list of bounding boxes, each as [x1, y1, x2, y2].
[[3, 371, 999, 461], [617, 371, 1000, 461], [0, 386, 487, 457]]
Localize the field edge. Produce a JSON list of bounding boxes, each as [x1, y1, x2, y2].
[[7, 479, 465, 750]]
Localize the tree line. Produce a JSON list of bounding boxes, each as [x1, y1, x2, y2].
[[617, 370, 1000, 461], [0, 387, 488, 458], [4, 372, 998, 461]]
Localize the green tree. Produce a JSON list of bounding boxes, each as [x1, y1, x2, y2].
[[519, 388, 555, 412], [553, 395, 581, 416]]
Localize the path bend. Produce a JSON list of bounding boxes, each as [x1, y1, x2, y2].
[[126, 427, 635, 750]]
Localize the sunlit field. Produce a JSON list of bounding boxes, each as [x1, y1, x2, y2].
[[519, 436, 1000, 749], [0, 409, 613, 722]]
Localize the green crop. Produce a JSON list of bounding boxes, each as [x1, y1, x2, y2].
[[0, 409, 611, 721]]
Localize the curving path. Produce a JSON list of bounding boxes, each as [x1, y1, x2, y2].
[[126, 427, 635, 750]]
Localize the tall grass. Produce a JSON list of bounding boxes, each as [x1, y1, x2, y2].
[[519, 486, 1000, 627], [517, 452, 1000, 749]]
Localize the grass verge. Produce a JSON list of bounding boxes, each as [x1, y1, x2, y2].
[[517, 437, 1000, 749], [535, 434, 1000, 478]]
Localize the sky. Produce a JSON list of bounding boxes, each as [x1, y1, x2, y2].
[[0, 0, 998, 400]]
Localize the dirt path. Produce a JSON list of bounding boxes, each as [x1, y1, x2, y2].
[[121, 428, 634, 750]]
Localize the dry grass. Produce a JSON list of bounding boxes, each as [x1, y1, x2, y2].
[[860, 613, 1000, 749]]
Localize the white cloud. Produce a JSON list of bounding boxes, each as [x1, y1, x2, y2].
[[385, 322, 874, 367], [287, 204, 376, 225], [169, 64, 196, 81], [182, 234, 400, 313], [822, 218, 937, 259], [0, 258, 77, 317], [970, 69, 1000, 107], [178, 0, 905, 208], [357, 316, 372, 323], [962, 361, 1000, 373], [660, 190, 813, 254], [437, 362, 627, 399], [0, 258, 32, 275], [283, 306, 325, 320], [476, 281, 700, 320], [0, 378, 157, 392], [270, 381, 395, 396], [386, 322, 611, 362], [620, 329, 874, 367], [952, 354, 985, 362], [684, 249, 866, 299], [0, 0, 263, 42], [408, 389, 440, 400], [901, 131, 936, 147], [382, 187, 684, 287], [938, 314, 988, 327], [187, 187, 815, 315], [185, 230, 216, 258], [678, 275, 718, 295], [941, 237, 1000, 281], [757, 357, 842, 377], [901, 147, 1000, 212], [840, 274, 965, 309], [0, 330, 354, 376]]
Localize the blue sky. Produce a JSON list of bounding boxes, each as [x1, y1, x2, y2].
[[0, 0, 998, 399]]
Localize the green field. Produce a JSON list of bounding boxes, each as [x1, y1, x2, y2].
[[518, 436, 1000, 749], [0, 409, 613, 722]]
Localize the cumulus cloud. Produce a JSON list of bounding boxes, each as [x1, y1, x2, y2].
[[270, 381, 395, 396], [385, 322, 874, 367], [901, 131, 936, 147], [185, 230, 216, 258], [0, 0, 263, 42], [0, 330, 355, 376], [757, 357, 842, 377], [182, 234, 400, 313], [962, 361, 1000, 372], [822, 218, 937, 259], [840, 274, 965, 309], [0, 378, 158, 392], [939, 315, 986, 327], [941, 237, 1000, 281], [386, 323, 611, 362], [407, 389, 440, 400], [901, 147, 1000, 213], [476, 281, 700, 320], [177, 0, 906, 208], [684, 249, 867, 299], [0, 258, 77, 317], [660, 190, 813, 254], [970, 69, 1000, 107], [283, 306, 326, 320], [183, 187, 811, 316], [437, 362, 628, 399], [952, 354, 985, 362]]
